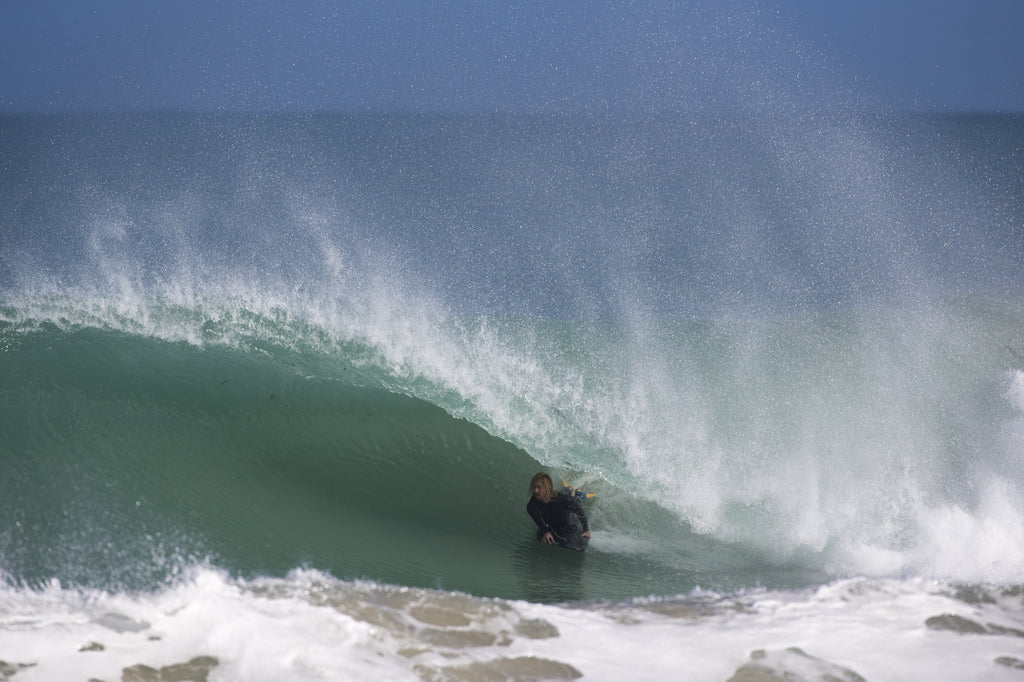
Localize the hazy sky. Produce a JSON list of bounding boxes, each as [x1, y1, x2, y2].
[[3, 0, 1022, 113]]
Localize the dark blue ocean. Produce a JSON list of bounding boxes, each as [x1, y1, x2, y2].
[[2, 112, 1024, 680]]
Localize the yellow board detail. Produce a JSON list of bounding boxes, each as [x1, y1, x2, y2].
[[561, 478, 596, 501]]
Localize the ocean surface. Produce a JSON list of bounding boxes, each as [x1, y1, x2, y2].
[[2, 111, 1024, 680]]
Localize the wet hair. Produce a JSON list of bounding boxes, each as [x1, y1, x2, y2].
[[530, 472, 555, 499]]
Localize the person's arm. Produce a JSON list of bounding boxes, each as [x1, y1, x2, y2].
[[566, 494, 589, 533], [568, 496, 590, 539], [527, 500, 556, 543]]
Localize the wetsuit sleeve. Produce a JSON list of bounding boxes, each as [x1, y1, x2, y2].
[[566, 494, 589, 532]]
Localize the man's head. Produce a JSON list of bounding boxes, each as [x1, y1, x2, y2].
[[530, 472, 555, 503]]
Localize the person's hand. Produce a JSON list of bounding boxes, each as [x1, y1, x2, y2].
[[542, 532, 555, 544], [582, 531, 591, 539]]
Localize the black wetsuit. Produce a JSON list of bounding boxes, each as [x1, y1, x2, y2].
[[527, 491, 590, 551]]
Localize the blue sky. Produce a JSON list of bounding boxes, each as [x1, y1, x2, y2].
[[2, 0, 1022, 113]]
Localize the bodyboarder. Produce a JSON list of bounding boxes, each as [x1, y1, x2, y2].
[[527, 472, 591, 551]]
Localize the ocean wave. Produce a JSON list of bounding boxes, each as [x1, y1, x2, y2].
[[4, 113, 1024, 602]]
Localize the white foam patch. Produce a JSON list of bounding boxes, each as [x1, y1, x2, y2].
[[0, 571, 415, 682], [839, 476, 1024, 583], [3, 569, 1024, 682], [912, 477, 1024, 583], [1008, 370, 1024, 413]]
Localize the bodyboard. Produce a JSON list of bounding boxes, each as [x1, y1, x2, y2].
[[560, 479, 596, 501]]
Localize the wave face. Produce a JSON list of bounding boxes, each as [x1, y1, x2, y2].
[[2, 113, 1024, 606]]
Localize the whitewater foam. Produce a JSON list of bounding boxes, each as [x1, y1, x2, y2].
[[3, 569, 1024, 681]]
